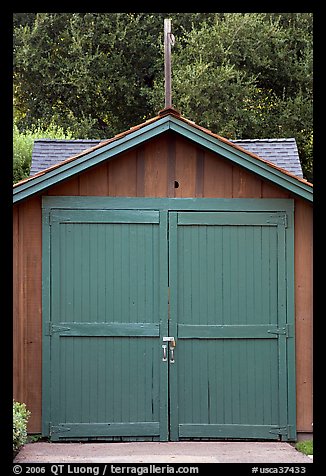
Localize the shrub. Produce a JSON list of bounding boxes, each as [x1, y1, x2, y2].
[[13, 124, 33, 183], [13, 122, 74, 184], [295, 440, 313, 455], [13, 400, 31, 453]]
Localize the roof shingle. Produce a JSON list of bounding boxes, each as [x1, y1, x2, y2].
[[30, 136, 303, 178], [230, 138, 303, 177], [30, 139, 105, 176]]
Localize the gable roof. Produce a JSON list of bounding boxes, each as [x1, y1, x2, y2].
[[30, 139, 105, 176], [231, 138, 303, 178], [13, 108, 312, 203], [30, 137, 303, 178]]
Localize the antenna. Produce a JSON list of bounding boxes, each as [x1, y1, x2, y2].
[[164, 18, 175, 109]]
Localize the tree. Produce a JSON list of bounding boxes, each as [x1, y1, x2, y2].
[[148, 13, 313, 179], [13, 13, 313, 180], [13, 13, 216, 137]]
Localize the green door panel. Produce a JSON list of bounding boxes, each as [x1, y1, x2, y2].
[[48, 209, 168, 441], [169, 211, 291, 441]]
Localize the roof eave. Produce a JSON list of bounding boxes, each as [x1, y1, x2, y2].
[[13, 115, 171, 203], [13, 113, 313, 204], [169, 116, 313, 202]]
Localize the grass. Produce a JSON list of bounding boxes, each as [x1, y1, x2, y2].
[[295, 440, 313, 455]]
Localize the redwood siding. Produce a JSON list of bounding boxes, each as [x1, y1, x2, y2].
[[13, 133, 313, 435], [294, 199, 313, 433], [13, 196, 42, 432]]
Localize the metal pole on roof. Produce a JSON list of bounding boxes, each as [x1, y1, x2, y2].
[[164, 18, 175, 109]]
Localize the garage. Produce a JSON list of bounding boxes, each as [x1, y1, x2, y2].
[[13, 108, 313, 441]]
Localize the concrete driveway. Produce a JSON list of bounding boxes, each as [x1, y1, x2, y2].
[[14, 441, 312, 464]]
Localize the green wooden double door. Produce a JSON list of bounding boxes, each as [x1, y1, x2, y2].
[[44, 199, 296, 441]]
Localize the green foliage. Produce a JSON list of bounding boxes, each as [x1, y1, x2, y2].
[[13, 400, 31, 453], [13, 13, 313, 180], [13, 124, 33, 184], [13, 122, 73, 183], [12, 13, 219, 138], [295, 440, 313, 455], [149, 13, 313, 179], [27, 434, 43, 443]]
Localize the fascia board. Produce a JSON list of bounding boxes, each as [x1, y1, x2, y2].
[[169, 117, 313, 202], [13, 117, 171, 203]]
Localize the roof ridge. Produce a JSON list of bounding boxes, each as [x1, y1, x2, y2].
[[231, 138, 295, 142], [33, 137, 296, 143], [34, 138, 103, 143]]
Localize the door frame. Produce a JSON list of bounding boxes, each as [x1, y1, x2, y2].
[[42, 196, 296, 440]]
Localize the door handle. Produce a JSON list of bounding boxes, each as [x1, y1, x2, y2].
[[170, 347, 175, 364], [162, 344, 168, 362]]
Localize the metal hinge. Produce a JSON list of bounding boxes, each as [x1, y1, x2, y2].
[[284, 214, 288, 228], [269, 426, 288, 436], [46, 323, 71, 336], [267, 324, 293, 338], [267, 213, 288, 228], [51, 425, 71, 435], [281, 214, 288, 228]]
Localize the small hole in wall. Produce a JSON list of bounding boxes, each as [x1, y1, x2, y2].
[[174, 181, 179, 188]]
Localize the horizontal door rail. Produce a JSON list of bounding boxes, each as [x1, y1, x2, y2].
[[51, 422, 160, 439], [178, 324, 281, 339], [179, 424, 285, 439], [177, 211, 286, 226], [43, 196, 294, 213], [50, 209, 160, 224], [48, 322, 160, 337]]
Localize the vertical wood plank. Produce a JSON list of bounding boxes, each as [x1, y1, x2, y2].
[[13, 205, 24, 404], [79, 162, 109, 195], [198, 226, 208, 324], [238, 340, 248, 423], [253, 227, 263, 323], [195, 148, 204, 197], [231, 341, 240, 422], [232, 166, 262, 198], [143, 136, 169, 197], [294, 200, 313, 433], [167, 134, 176, 198], [222, 226, 231, 325], [136, 146, 145, 196], [175, 135, 196, 197], [108, 151, 137, 196], [203, 151, 233, 198], [20, 196, 42, 432]]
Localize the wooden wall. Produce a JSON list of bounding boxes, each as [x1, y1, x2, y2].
[[13, 131, 313, 435]]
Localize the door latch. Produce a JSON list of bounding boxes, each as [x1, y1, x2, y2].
[[163, 336, 176, 345], [162, 336, 176, 363]]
